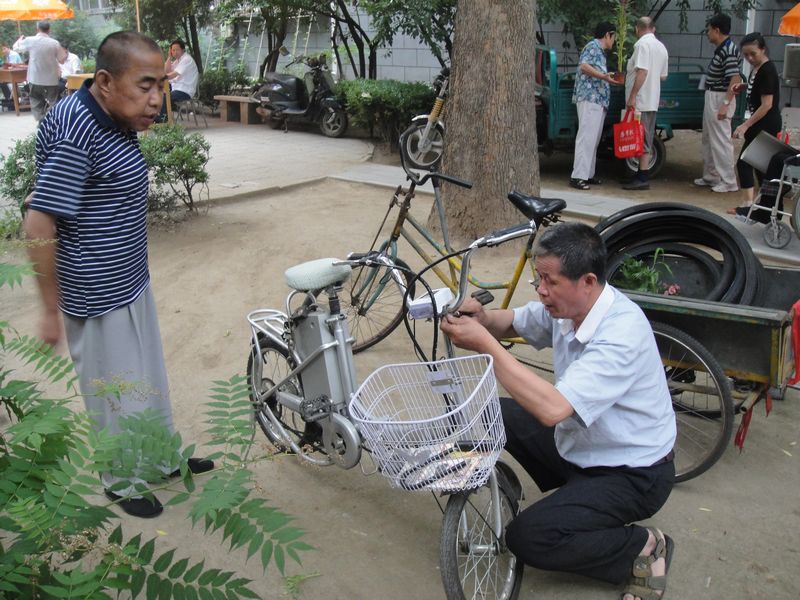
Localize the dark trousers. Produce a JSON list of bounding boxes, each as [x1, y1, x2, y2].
[[746, 150, 797, 224], [160, 89, 192, 119], [736, 118, 782, 190], [501, 397, 675, 585]]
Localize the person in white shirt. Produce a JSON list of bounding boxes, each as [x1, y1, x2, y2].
[[164, 38, 198, 104], [622, 17, 669, 191], [57, 43, 82, 95], [2, 43, 24, 106], [13, 20, 66, 121]]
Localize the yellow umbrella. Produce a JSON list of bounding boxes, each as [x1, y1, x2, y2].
[[0, 0, 74, 21], [778, 3, 800, 36]]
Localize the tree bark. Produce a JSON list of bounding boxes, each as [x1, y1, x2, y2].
[[434, 0, 540, 240]]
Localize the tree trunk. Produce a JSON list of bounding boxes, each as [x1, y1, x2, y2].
[[187, 15, 203, 74], [433, 0, 540, 240]]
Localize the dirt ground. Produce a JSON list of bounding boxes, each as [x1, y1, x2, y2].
[[2, 146, 799, 599]]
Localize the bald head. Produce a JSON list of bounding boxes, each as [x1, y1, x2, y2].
[[635, 17, 655, 32], [96, 30, 162, 76]]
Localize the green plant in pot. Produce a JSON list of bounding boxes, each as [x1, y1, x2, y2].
[[613, 0, 630, 82]]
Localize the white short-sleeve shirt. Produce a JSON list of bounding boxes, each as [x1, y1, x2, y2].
[[171, 52, 199, 97], [512, 284, 676, 468], [625, 33, 669, 112]]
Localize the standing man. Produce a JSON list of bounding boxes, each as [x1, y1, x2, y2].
[[570, 22, 619, 191], [12, 21, 65, 121], [694, 13, 742, 193], [164, 39, 199, 105], [441, 222, 676, 600], [1, 43, 24, 108], [622, 16, 669, 191], [23, 31, 212, 519]]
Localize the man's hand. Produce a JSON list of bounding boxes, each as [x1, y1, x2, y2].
[[450, 297, 486, 323], [38, 309, 61, 346], [440, 312, 495, 352], [716, 106, 730, 121], [626, 96, 636, 112]]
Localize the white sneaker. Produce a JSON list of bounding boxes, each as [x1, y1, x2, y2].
[[693, 177, 718, 187], [711, 182, 739, 193]]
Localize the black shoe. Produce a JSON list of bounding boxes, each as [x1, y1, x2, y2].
[[169, 457, 215, 478], [587, 177, 603, 185], [105, 489, 163, 518], [622, 179, 650, 190], [569, 178, 590, 190]]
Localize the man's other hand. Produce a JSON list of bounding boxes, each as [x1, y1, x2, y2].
[[440, 312, 494, 352], [39, 309, 61, 346]]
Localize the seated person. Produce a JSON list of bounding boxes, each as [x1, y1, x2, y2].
[[735, 147, 799, 224], [1, 43, 24, 107], [160, 38, 198, 118], [441, 222, 677, 600], [57, 42, 82, 95]]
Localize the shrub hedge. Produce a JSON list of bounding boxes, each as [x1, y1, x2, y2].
[[336, 78, 436, 146]]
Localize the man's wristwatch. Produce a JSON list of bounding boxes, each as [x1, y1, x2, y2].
[[722, 99, 731, 106]]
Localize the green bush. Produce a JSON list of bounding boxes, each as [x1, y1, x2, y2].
[[0, 258, 311, 596], [139, 125, 211, 211], [198, 67, 252, 110], [336, 78, 436, 145], [0, 134, 37, 215]]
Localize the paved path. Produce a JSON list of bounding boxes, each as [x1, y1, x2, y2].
[[2, 110, 797, 264]]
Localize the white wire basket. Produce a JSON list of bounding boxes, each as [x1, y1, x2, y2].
[[349, 355, 505, 492]]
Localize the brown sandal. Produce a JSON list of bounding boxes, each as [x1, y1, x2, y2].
[[621, 528, 675, 600]]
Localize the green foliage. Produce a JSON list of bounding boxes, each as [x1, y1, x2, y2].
[[614, 0, 631, 74], [337, 78, 436, 145], [50, 10, 102, 59], [0, 133, 37, 215], [364, 0, 456, 65], [0, 208, 22, 240], [612, 248, 680, 296], [139, 124, 210, 211], [0, 261, 311, 597], [198, 67, 252, 109]]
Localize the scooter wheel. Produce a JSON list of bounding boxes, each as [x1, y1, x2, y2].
[[320, 108, 347, 138]]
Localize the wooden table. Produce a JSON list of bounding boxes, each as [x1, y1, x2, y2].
[[65, 73, 93, 92], [0, 66, 29, 116]]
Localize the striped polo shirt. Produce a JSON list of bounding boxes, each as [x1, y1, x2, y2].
[[705, 37, 742, 92], [29, 81, 150, 318]]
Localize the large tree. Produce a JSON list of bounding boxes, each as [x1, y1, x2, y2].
[[437, 0, 539, 239]]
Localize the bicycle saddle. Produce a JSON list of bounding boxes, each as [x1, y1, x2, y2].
[[284, 258, 351, 292], [507, 191, 566, 222]]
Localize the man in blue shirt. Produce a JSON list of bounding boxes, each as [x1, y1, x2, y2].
[[441, 222, 676, 600], [570, 22, 620, 190], [1, 42, 24, 108], [24, 31, 213, 519]]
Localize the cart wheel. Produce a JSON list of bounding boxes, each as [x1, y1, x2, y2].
[[651, 322, 734, 483], [763, 221, 792, 249]]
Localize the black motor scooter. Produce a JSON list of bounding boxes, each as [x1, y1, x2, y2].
[[252, 47, 348, 138]]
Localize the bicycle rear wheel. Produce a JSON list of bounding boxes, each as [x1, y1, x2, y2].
[[651, 322, 734, 482], [440, 473, 523, 600], [343, 256, 414, 353]]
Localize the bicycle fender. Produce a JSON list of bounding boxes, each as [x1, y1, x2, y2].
[[410, 114, 445, 129], [319, 96, 344, 110], [322, 412, 362, 469]]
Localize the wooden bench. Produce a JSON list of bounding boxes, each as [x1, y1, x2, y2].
[[213, 95, 260, 125]]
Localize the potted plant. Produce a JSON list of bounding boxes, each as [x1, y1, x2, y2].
[[612, 0, 629, 83]]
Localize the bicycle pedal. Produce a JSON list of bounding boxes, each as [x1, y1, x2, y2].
[[299, 395, 332, 422], [470, 289, 494, 305]]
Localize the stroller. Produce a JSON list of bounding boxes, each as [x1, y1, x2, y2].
[[739, 130, 800, 249]]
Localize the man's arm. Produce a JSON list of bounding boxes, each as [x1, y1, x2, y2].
[[626, 68, 648, 110], [718, 73, 742, 121], [579, 62, 613, 83], [23, 208, 61, 345], [440, 313, 574, 426]]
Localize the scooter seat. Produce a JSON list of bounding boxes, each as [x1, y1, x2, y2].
[[285, 258, 351, 292], [278, 107, 306, 115], [507, 191, 566, 222]]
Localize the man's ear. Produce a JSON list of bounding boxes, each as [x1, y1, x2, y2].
[[92, 69, 114, 96], [583, 273, 599, 288]]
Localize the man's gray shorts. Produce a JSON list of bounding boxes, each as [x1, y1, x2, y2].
[[640, 111, 657, 155]]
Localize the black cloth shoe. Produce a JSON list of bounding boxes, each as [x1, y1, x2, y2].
[[105, 489, 163, 518], [622, 179, 650, 190], [587, 177, 602, 185], [169, 457, 215, 478], [569, 178, 590, 190]]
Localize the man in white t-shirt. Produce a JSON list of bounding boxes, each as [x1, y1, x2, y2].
[[13, 20, 66, 120], [164, 39, 198, 104], [58, 43, 82, 95], [622, 17, 669, 190]]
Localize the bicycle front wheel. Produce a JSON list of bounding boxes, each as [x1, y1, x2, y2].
[[343, 256, 414, 353], [651, 322, 734, 483], [440, 480, 523, 600]]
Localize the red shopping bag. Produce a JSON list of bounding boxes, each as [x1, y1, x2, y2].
[[613, 109, 644, 159]]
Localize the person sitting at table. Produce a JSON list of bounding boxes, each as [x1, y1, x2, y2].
[[159, 38, 198, 119], [1, 42, 23, 109], [57, 42, 82, 96]]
